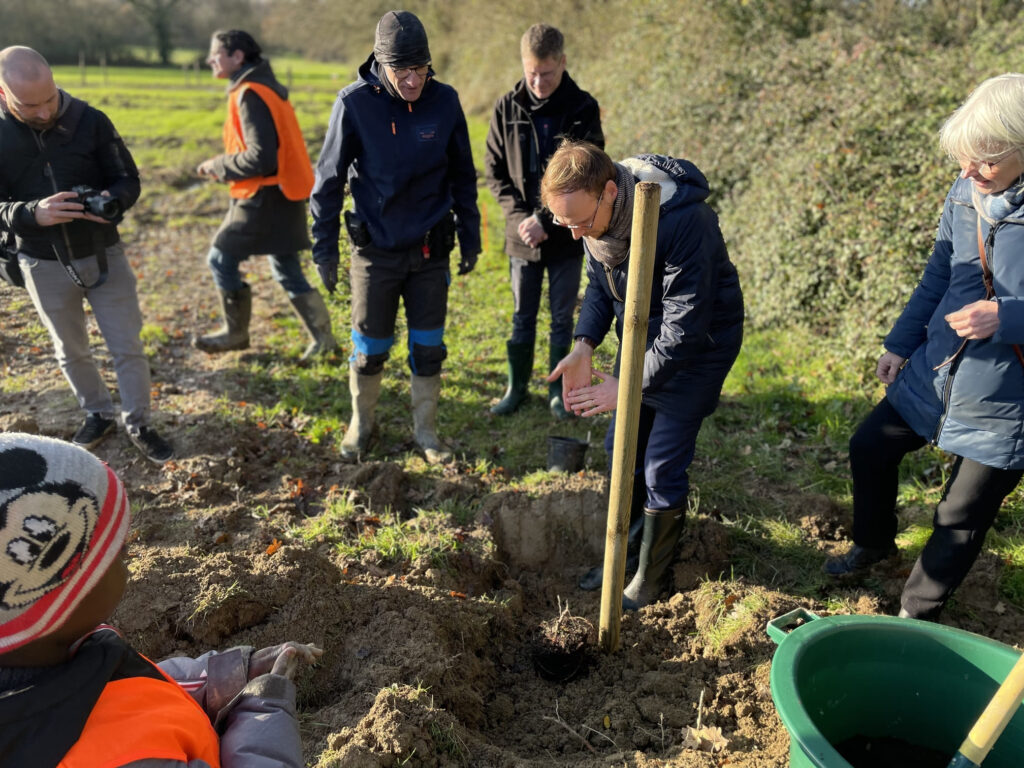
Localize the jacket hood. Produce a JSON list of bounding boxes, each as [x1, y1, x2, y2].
[[621, 154, 709, 210], [230, 59, 287, 100]]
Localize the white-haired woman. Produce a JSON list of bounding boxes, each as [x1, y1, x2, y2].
[[825, 73, 1024, 621]]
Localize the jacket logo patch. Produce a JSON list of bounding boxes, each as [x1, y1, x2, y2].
[[417, 125, 438, 142]]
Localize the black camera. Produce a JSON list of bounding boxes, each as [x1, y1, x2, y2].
[[70, 185, 122, 221]]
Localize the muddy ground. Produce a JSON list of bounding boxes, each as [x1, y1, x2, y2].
[[3, 227, 1024, 767]]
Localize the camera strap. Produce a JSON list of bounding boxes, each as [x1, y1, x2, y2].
[[51, 227, 108, 290]]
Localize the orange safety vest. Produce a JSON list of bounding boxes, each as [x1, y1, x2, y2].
[[59, 661, 221, 768], [223, 81, 314, 202]]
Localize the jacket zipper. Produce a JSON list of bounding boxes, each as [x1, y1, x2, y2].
[[32, 130, 76, 259], [603, 265, 624, 302], [932, 218, 1002, 443]]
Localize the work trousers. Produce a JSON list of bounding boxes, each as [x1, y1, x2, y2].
[[850, 397, 1024, 620], [206, 245, 313, 297], [605, 404, 704, 512], [349, 242, 449, 377], [19, 244, 151, 430], [508, 251, 582, 348]]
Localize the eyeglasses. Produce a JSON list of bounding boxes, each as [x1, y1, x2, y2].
[[969, 149, 1019, 172], [553, 191, 604, 231], [391, 64, 430, 80]]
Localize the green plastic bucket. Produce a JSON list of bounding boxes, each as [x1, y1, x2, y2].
[[767, 608, 1024, 767]]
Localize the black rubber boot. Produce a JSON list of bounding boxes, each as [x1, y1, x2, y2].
[[195, 284, 252, 353], [289, 290, 338, 361], [490, 341, 533, 415], [548, 343, 573, 420], [622, 507, 685, 611], [578, 483, 647, 591]]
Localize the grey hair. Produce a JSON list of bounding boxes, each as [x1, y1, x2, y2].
[[940, 73, 1024, 163]]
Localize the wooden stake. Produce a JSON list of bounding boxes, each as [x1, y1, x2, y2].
[[598, 180, 661, 653]]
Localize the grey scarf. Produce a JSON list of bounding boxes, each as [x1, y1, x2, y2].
[[975, 175, 1024, 223], [585, 163, 637, 268]]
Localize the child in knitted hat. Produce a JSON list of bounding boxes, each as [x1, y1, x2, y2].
[[0, 433, 322, 767]]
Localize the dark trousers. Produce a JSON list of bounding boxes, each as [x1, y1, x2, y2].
[[850, 397, 1023, 619], [509, 252, 582, 348], [349, 243, 449, 376], [605, 404, 704, 511]]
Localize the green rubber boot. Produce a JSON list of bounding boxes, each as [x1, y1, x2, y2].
[[490, 341, 533, 415], [622, 507, 686, 611], [548, 343, 573, 419]]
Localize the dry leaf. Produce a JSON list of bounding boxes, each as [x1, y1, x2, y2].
[[682, 726, 729, 753], [602, 715, 611, 729], [449, 591, 467, 599], [266, 538, 282, 555]]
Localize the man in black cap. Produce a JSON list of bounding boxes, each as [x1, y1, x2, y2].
[[311, 10, 480, 465]]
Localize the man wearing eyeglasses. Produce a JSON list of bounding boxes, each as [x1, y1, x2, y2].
[[544, 141, 744, 609], [485, 24, 603, 420], [311, 10, 481, 464]]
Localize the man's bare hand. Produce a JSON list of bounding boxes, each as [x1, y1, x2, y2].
[[546, 343, 593, 402], [196, 159, 221, 180], [565, 370, 618, 417], [517, 214, 548, 249]]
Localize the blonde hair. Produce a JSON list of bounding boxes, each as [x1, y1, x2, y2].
[[540, 140, 616, 207], [940, 73, 1024, 163]]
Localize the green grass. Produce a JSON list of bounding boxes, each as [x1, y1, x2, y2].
[[29, 61, 1024, 615]]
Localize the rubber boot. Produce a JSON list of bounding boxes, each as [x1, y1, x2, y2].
[[490, 341, 533, 415], [412, 373, 452, 464], [195, 284, 251, 352], [289, 290, 339, 361], [578, 482, 647, 591], [548, 343, 573, 420], [622, 507, 685, 611], [340, 368, 382, 462]]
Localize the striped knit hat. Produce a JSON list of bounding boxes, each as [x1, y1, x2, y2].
[[0, 433, 129, 653]]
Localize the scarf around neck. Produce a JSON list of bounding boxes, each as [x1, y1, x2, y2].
[[976, 175, 1024, 223], [585, 163, 637, 269]]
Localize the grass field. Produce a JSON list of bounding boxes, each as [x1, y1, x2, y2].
[[32, 61, 1024, 617]]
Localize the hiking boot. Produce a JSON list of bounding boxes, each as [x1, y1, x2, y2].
[[128, 426, 175, 465], [822, 544, 898, 577], [72, 413, 116, 449]]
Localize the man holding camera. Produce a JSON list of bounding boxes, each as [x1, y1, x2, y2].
[[311, 10, 480, 464], [0, 46, 173, 463]]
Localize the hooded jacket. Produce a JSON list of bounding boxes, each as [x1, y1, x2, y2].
[[885, 174, 1024, 469], [207, 60, 311, 256], [310, 54, 480, 264], [573, 155, 744, 416], [0, 92, 138, 260], [484, 73, 603, 262], [0, 628, 303, 768]]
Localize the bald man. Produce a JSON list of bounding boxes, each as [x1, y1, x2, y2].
[[0, 46, 173, 463]]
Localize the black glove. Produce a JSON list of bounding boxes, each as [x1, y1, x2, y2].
[[317, 260, 338, 294], [457, 250, 478, 276]]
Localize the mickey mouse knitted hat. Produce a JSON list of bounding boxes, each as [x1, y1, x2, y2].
[[373, 10, 430, 69], [0, 433, 129, 653]]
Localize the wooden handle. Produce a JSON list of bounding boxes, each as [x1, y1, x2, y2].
[[952, 652, 1024, 766], [598, 181, 661, 653]]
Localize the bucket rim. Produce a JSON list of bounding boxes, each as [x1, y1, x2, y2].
[[767, 612, 1023, 766]]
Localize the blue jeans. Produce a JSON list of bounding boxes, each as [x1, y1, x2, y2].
[[509, 252, 582, 347], [605, 404, 703, 511], [206, 246, 312, 297]]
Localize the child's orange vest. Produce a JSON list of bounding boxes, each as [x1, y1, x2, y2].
[[223, 81, 314, 202], [59, 656, 220, 767]]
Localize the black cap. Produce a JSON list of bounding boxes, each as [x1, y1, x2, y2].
[[373, 10, 430, 68]]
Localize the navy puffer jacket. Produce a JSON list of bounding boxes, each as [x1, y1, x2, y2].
[[886, 174, 1024, 469], [574, 155, 744, 417]]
